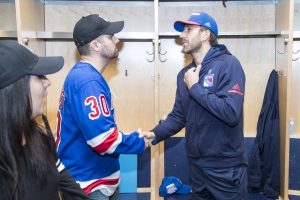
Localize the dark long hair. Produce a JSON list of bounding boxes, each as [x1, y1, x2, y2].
[[200, 26, 218, 47], [0, 75, 55, 200]]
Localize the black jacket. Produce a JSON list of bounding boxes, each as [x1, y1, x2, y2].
[[248, 70, 280, 198]]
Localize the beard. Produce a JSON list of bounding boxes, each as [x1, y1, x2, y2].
[[102, 45, 119, 59], [110, 51, 119, 59], [181, 36, 203, 54], [182, 41, 202, 54]]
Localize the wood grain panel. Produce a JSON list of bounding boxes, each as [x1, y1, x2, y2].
[[15, 0, 45, 54], [103, 42, 155, 133], [45, 41, 78, 131], [222, 38, 275, 137], [278, 75, 289, 200], [45, 4, 276, 33], [294, 3, 300, 30], [291, 41, 300, 136], [276, 0, 294, 199], [16, 0, 44, 32], [294, 0, 300, 136], [45, 4, 154, 32], [158, 39, 187, 138], [159, 4, 275, 32], [0, 2, 16, 30]]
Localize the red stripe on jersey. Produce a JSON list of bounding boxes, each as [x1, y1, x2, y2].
[[93, 128, 119, 154], [83, 178, 119, 194], [55, 111, 62, 148]]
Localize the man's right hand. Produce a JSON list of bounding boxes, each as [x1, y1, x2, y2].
[[139, 131, 156, 139], [139, 132, 156, 148]]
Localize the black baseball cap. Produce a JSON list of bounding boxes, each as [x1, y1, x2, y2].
[[73, 14, 124, 47], [0, 40, 64, 89]]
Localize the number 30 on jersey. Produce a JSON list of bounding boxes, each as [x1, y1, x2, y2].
[[84, 94, 110, 120]]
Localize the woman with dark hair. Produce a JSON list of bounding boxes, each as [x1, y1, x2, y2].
[[0, 40, 90, 200]]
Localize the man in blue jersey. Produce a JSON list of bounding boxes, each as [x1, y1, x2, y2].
[[141, 12, 248, 199], [55, 14, 148, 200]]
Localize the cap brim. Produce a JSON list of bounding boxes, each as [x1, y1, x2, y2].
[[30, 56, 64, 76], [176, 184, 192, 195], [174, 20, 200, 32], [104, 21, 124, 35]]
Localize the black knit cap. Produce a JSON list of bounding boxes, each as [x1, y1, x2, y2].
[[73, 14, 124, 47], [0, 40, 64, 89]]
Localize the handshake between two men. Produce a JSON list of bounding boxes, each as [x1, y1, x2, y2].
[[139, 131, 156, 149]]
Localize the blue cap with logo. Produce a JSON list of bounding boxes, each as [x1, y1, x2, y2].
[[174, 12, 218, 37], [159, 176, 192, 197]]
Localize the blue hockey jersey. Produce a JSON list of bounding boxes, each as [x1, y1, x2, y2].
[[55, 62, 145, 196]]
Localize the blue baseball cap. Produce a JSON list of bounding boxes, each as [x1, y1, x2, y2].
[[159, 176, 192, 197], [174, 12, 218, 37]]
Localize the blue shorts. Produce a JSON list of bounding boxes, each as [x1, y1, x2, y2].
[[190, 164, 247, 200]]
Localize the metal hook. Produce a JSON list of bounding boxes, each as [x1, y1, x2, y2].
[[277, 45, 286, 54], [158, 41, 167, 62], [146, 49, 154, 55], [158, 42, 167, 55], [22, 37, 29, 46], [292, 47, 300, 61], [146, 40, 155, 62], [222, 0, 227, 8], [292, 49, 300, 54], [159, 54, 167, 62], [277, 38, 288, 54]]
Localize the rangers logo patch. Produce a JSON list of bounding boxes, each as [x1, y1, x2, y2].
[[203, 74, 214, 87]]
